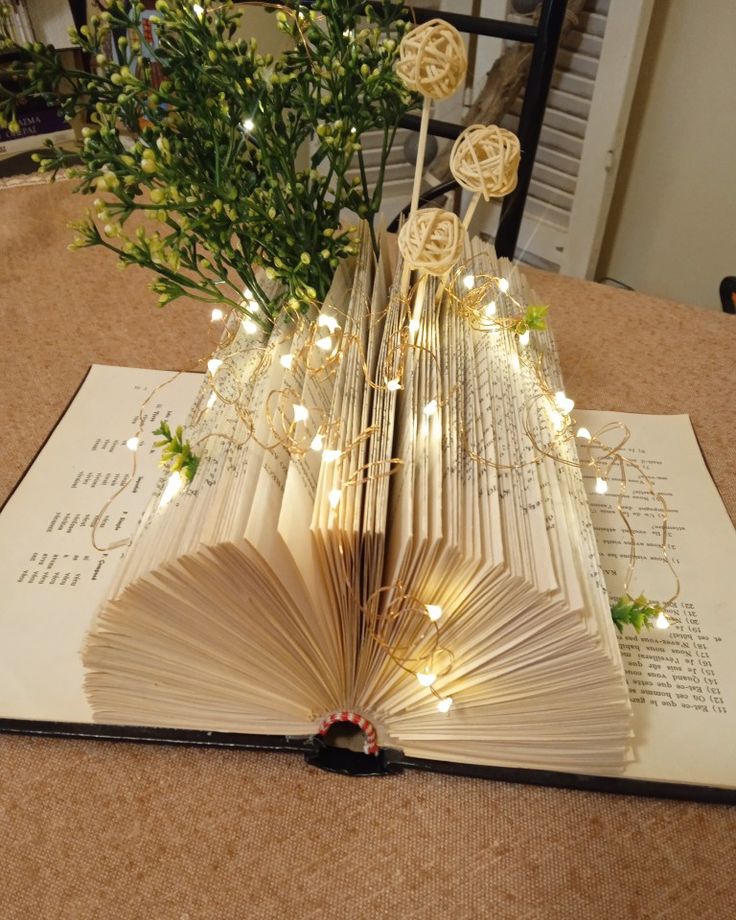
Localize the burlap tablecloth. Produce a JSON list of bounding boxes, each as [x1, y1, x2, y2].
[[1, 178, 735, 920]]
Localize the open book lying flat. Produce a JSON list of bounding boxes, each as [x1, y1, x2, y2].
[[2, 235, 735, 802]]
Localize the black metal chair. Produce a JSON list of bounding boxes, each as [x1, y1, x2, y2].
[[389, 1, 568, 260], [719, 277, 736, 315]]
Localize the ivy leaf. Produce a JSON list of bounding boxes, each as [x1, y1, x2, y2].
[[513, 303, 548, 336], [152, 421, 199, 482], [610, 593, 665, 634]]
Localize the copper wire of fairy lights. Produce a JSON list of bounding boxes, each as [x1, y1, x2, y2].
[[92, 252, 681, 720]]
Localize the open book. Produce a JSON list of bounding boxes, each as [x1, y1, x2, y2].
[[2, 235, 735, 801]]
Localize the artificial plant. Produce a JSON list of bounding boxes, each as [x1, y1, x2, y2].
[[0, 0, 416, 328]]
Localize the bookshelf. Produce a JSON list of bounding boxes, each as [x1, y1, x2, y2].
[[0, 1, 82, 177]]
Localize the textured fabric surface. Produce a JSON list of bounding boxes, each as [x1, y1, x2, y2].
[[1, 180, 735, 920]]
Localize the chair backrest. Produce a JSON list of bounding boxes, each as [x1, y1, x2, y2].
[[719, 277, 736, 315], [390, 1, 568, 260]]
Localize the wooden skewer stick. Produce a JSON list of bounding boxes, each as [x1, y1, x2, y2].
[[409, 96, 432, 218], [462, 190, 482, 230], [401, 97, 432, 299]]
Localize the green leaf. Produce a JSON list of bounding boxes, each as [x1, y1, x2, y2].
[[610, 593, 665, 634]]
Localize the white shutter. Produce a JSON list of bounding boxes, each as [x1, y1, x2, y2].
[[473, 0, 653, 277]]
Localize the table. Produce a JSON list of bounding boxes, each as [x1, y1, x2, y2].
[[2, 176, 735, 920]]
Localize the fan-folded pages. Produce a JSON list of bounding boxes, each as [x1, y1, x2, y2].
[[81, 232, 632, 774], [2, 233, 734, 798]]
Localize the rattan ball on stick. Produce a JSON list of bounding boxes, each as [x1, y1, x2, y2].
[[450, 124, 521, 228], [396, 19, 468, 297], [395, 18, 468, 101], [398, 208, 465, 277]]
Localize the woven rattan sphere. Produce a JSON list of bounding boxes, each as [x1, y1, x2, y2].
[[396, 19, 467, 101], [398, 208, 464, 276], [450, 124, 521, 199]]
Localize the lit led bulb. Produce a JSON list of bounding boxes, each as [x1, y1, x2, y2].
[[386, 378, 402, 392], [576, 427, 592, 442], [416, 671, 437, 688], [242, 286, 253, 300], [125, 436, 139, 451], [242, 319, 258, 335], [554, 390, 575, 416], [206, 392, 217, 409], [241, 117, 254, 132], [317, 313, 339, 333], [328, 488, 342, 509], [425, 604, 443, 622], [654, 612, 670, 630], [293, 404, 309, 423], [408, 318, 420, 335], [192, 3, 204, 19], [159, 471, 183, 509], [550, 411, 565, 432], [595, 477, 608, 495], [518, 330, 530, 347], [280, 354, 294, 370], [462, 274, 475, 290], [323, 449, 341, 463], [207, 358, 223, 375], [498, 277, 510, 293], [315, 336, 333, 351], [210, 307, 224, 322], [484, 301, 497, 318], [310, 433, 324, 452], [247, 299, 260, 313], [436, 697, 453, 713], [423, 399, 438, 417]]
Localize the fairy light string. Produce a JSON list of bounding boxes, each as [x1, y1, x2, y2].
[[89, 13, 679, 728]]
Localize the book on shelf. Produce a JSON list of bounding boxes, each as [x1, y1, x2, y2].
[[1, 232, 735, 803], [0, 98, 74, 160], [1, 1, 75, 48]]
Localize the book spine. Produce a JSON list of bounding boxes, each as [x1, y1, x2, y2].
[[0, 126, 73, 160]]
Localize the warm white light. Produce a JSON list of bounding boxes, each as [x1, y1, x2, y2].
[[125, 436, 139, 451], [206, 392, 217, 409], [595, 477, 608, 495], [655, 612, 670, 630], [317, 313, 339, 333], [207, 358, 223, 375], [310, 433, 324, 452], [386, 378, 401, 392], [280, 353, 294, 370], [159, 471, 183, 509], [416, 671, 437, 688], [425, 604, 443, 622], [350, 126, 357, 134], [242, 117, 254, 132], [293, 404, 309, 423], [323, 449, 341, 463], [462, 273, 475, 290], [316, 336, 333, 351], [518, 330, 530, 347], [436, 697, 453, 713], [498, 277, 510, 293], [554, 390, 575, 415], [423, 399, 438, 417], [550, 410, 565, 432], [328, 488, 342, 508], [210, 307, 224, 322], [192, 3, 204, 19], [247, 299, 260, 313], [408, 318, 420, 334], [242, 286, 253, 299], [242, 319, 258, 335], [484, 300, 497, 318], [576, 427, 592, 442]]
